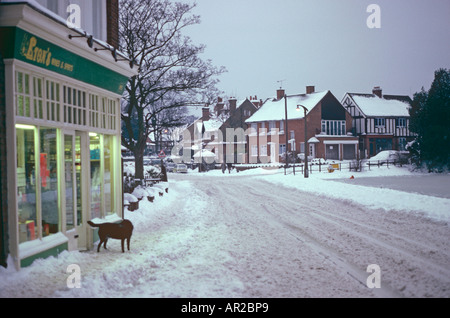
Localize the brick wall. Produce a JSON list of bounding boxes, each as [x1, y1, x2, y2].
[[106, 0, 119, 48]]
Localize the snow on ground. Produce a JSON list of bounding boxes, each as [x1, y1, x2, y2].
[[0, 164, 449, 298], [202, 164, 450, 223]]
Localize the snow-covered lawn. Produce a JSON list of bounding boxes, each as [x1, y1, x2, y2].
[[0, 165, 449, 298]]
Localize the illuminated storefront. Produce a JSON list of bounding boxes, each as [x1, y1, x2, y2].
[[0, 2, 137, 269]]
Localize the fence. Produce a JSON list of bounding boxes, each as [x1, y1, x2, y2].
[[235, 158, 408, 175]]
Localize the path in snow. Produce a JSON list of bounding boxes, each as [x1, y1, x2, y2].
[[0, 172, 449, 297]]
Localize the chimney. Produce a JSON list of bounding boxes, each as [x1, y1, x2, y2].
[[306, 86, 315, 94], [277, 89, 285, 100], [229, 98, 237, 114], [202, 107, 210, 121], [373, 86, 382, 98], [106, 0, 119, 48]]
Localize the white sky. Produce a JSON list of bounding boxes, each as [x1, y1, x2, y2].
[[181, 0, 450, 101]]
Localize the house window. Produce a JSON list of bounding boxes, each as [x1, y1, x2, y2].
[[396, 118, 407, 128], [279, 120, 284, 134], [374, 118, 385, 128], [251, 144, 258, 156], [259, 122, 266, 135], [300, 142, 305, 153], [321, 120, 346, 136], [398, 137, 407, 151], [250, 123, 258, 136], [260, 144, 267, 156], [269, 121, 277, 134], [279, 144, 286, 155]]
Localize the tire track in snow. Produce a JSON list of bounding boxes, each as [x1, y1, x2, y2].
[[246, 183, 450, 297]]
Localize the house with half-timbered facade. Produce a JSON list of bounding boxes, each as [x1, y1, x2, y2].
[[341, 87, 414, 158]]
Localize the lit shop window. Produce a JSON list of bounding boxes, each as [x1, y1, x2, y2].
[[89, 133, 116, 218], [90, 132, 101, 219], [103, 135, 114, 215], [16, 124, 37, 243], [39, 127, 60, 235]]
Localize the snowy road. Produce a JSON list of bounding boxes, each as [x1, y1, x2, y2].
[[1, 170, 449, 298]]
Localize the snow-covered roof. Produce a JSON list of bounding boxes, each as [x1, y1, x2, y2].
[[350, 94, 411, 117], [203, 118, 223, 132], [193, 149, 216, 157], [246, 91, 329, 123]]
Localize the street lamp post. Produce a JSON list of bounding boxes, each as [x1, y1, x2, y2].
[[284, 94, 289, 173], [297, 105, 309, 178]]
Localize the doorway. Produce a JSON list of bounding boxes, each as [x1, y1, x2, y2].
[[63, 131, 88, 250]]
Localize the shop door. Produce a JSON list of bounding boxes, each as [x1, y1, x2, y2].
[[75, 131, 89, 250], [63, 133, 78, 250], [63, 131, 88, 250]]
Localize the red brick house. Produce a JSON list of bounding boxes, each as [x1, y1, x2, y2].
[[245, 86, 358, 163]]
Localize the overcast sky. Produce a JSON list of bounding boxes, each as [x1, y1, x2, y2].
[[181, 0, 450, 102]]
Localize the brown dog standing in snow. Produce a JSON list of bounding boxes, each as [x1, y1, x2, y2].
[[87, 219, 134, 253]]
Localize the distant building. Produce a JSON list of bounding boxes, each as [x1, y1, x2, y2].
[[0, 1, 137, 269], [342, 87, 414, 158], [246, 86, 358, 163], [181, 96, 259, 165]]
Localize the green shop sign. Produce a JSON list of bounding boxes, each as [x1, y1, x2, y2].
[[0, 27, 130, 95]]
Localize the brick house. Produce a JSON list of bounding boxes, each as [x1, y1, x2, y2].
[[341, 87, 414, 158], [245, 86, 358, 163]]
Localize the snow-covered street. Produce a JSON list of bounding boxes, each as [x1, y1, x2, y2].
[[1, 166, 449, 298]]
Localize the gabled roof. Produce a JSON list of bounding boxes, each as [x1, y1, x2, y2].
[[245, 91, 329, 123], [346, 93, 411, 117]]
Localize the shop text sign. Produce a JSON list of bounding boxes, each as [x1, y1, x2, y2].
[[20, 34, 74, 73]]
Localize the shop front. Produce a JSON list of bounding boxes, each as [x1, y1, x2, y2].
[[0, 3, 137, 269]]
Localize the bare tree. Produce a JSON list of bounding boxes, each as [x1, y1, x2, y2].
[[119, 0, 226, 179]]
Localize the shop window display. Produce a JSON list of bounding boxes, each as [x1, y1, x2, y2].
[[90, 133, 101, 219], [39, 127, 59, 235], [16, 126, 37, 243]]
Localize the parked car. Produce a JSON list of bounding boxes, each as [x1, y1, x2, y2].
[[165, 163, 177, 173], [174, 164, 188, 173], [310, 158, 328, 165], [366, 150, 403, 165]]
